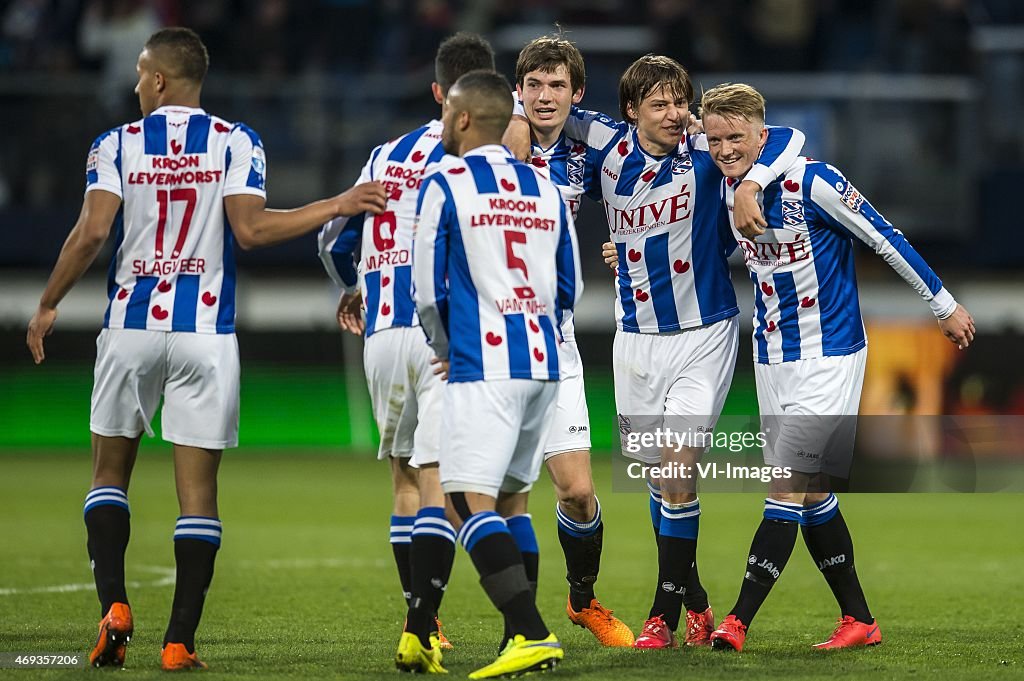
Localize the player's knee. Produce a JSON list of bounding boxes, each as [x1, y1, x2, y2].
[[769, 491, 805, 505], [556, 479, 595, 519]]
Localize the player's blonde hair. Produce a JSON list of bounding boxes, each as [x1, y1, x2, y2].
[[699, 83, 766, 124]]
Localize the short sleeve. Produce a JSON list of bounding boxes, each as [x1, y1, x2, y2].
[[85, 128, 123, 198], [224, 123, 267, 198]]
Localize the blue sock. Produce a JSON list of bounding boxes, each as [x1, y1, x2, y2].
[[648, 482, 662, 538]]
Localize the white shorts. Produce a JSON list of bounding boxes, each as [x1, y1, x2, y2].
[[90, 328, 240, 449], [543, 340, 591, 458], [364, 326, 443, 466], [440, 379, 558, 497], [755, 349, 866, 477], [614, 317, 739, 463]]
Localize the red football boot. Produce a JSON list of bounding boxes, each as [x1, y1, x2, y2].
[[684, 606, 714, 646], [813, 616, 882, 649], [633, 615, 677, 649], [710, 614, 747, 652]]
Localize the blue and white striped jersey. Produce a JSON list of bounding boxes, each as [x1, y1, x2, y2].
[[413, 145, 583, 383], [318, 120, 447, 337], [86, 105, 266, 334], [564, 108, 804, 334], [721, 156, 957, 364], [527, 132, 589, 342]]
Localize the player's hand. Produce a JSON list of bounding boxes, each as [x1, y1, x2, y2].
[[27, 305, 57, 364], [939, 303, 975, 350], [430, 356, 450, 381], [602, 241, 619, 270], [336, 291, 365, 335], [733, 180, 767, 238], [336, 181, 387, 217], [686, 114, 703, 136], [502, 115, 532, 162]]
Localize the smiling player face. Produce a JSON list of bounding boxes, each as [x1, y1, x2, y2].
[[629, 84, 688, 157], [517, 64, 583, 146], [703, 113, 768, 179]]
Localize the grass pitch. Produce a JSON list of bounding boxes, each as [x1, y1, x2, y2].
[[0, 451, 1021, 680]]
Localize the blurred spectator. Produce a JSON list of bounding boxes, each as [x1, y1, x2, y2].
[[648, 0, 736, 73], [891, 0, 972, 73], [78, 0, 161, 116], [741, 0, 818, 71]]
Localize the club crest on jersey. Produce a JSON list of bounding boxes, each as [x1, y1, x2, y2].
[[841, 184, 864, 213], [567, 147, 585, 186], [250, 145, 266, 180], [671, 153, 693, 175], [782, 200, 804, 226]]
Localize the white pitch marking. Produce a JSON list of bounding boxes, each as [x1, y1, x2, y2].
[[0, 565, 175, 597], [0, 558, 387, 596]]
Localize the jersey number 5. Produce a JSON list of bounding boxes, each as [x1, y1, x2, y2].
[[155, 188, 197, 259], [504, 230, 535, 299]]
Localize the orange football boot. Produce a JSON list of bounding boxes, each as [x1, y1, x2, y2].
[[566, 597, 635, 647], [161, 643, 208, 671], [89, 602, 133, 668]]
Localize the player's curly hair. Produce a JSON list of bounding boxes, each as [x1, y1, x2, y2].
[[435, 32, 496, 93], [144, 27, 209, 84], [699, 83, 766, 123], [618, 54, 693, 125], [515, 28, 585, 93]]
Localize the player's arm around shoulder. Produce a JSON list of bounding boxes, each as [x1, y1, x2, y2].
[[224, 185, 386, 250], [222, 124, 386, 249], [27, 188, 122, 364], [734, 126, 807, 238]]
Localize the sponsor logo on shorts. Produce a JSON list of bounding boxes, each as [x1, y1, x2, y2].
[[748, 554, 757, 565], [796, 449, 821, 460]]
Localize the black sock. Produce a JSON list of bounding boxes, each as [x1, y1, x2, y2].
[[556, 499, 603, 612], [681, 557, 710, 613], [505, 515, 540, 647], [731, 509, 800, 626], [802, 496, 872, 623], [390, 514, 415, 605], [83, 488, 131, 616], [648, 499, 700, 631], [649, 534, 696, 631], [405, 508, 457, 648], [164, 518, 221, 653], [462, 512, 548, 642]]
